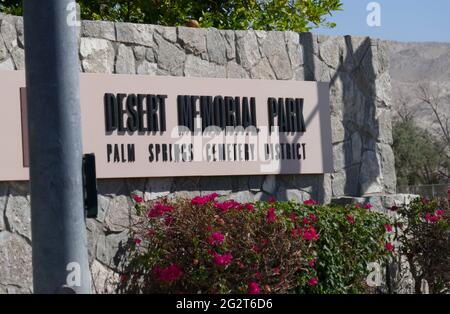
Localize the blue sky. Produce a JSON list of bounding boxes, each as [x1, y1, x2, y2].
[[315, 0, 450, 43]]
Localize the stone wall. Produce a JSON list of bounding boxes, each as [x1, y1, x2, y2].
[[0, 14, 398, 293]]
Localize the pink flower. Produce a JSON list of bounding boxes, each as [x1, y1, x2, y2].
[[191, 196, 208, 205], [268, 195, 276, 203], [303, 199, 317, 206], [147, 229, 155, 238], [261, 239, 269, 246], [384, 224, 393, 233], [364, 203, 373, 209], [309, 213, 318, 222], [132, 194, 143, 203], [309, 257, 318, 268], [346, 214, 355, 224], [272, 267, 281, 275], [165, 216, 174, 226], [266, 207, 277, 223], [308, 277, 318, 286], [425, 213, 431, 222], [120, 274, 128, 282], [302, 226, 320, 241], [355, 203, 362, 209], [390, 205, 399, 211], [134, 238, 141, 245], [435, 209, 445, 216], [252, 245, 261, 253], [290, 212, 297, 221], [147, 202, 173, 218], [254, 272, 261, 279], [214, 200, 240, 212], [213, 252, 233, 266], [206, 192, 219, 200], [385, 242, 394, 252], [191, 193, 219, 205], [243, 203, 255, 212], [208, 232, 225, 245], [303, 217, 310, 225], [430, 215, 440, 222], [153, 263, 183, 282], [248, 281, 261, 294]]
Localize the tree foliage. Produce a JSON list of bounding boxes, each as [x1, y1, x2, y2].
[[393, 119, 449, 186], [1, 0, 342, 32]]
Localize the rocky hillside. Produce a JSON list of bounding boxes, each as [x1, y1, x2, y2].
[[387, 41, 450, 136]]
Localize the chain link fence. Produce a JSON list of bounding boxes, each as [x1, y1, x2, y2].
[[397, 184, 450, 198]]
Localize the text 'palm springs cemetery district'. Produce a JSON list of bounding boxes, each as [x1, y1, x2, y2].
[[104, 93, 308, 164]]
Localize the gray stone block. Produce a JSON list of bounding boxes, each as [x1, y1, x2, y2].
[[5, 195, 31, 241], [0, 231, 32, 291], [104, 195, 131, 232], [226, 61, 249, 78], [250, 58, 276, 79], [359, 150, 383, 195], [80, 38, 115, 73], [133, 45, 146, 61], [15, 17, 24, 48], [285, 31, 303, 69], [319, 36, 345, 70], [154, 33, 185, 76], [206, 29, 227, 65], [116, 22, 153, 46], [0, 15, 18, 52], [223, 30, 236, 60], [260, 32, 293, 80], [184, 54, 226, 78], [199, 176, 233, 195], [90, 259, 119, 294], [0, 36, 8, 62], [236, 31, 261, 70], [81, 20, 116, 41], [96, 231, 129, 268], [378, 143, 397, 194], [11, 47, 24, 70], [136, 60, 157, 75], [154, 25, 177, 43], [0, 183, 7, 231], [115, 44, 136, 74], [177, 26, 207, 57], [262, 175, 277, 195]]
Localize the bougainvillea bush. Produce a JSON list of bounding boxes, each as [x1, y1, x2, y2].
[[116, 194, 392, 294], [393, 195, 450, 294]]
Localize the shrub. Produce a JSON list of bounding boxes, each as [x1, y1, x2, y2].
[[303, 203, 392, 293], [393, 196, 450, 293], [116, 194, 391, 294]]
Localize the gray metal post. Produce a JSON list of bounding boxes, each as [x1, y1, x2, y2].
[[23, 0, 91, 293]]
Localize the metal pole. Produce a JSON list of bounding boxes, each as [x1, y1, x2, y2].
[[23, 0, 91, 293]]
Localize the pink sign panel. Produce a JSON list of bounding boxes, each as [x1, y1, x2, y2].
[[0, 70, 333, 181]]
